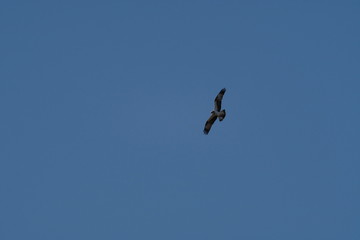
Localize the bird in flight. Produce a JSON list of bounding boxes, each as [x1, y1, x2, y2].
[[203, 88, 226, 135]]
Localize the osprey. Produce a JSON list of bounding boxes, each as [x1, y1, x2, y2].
[[203, 88, 226, 135]]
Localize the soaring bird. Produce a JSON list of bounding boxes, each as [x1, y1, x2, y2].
[[203, 88, 226, 135]]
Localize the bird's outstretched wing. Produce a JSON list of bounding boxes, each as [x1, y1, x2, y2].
[[214, 88, 226, 111], [203, 113, 217, 135]]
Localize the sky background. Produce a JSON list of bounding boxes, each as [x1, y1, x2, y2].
[[1, 0, 360, 239]]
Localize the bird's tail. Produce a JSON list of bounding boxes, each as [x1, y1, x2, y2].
[[219, 109, 226, 121]]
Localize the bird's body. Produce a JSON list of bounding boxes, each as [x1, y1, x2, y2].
[[203, 88, 226, 134], [211, 109, 226, 120], [213, 110, 221, 116]]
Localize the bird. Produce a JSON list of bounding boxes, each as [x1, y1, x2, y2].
[[203, 88, 226, 135]]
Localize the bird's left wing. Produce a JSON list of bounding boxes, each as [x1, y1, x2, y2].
[[214, 88, 226, 111], [203, 113, 217, 135]]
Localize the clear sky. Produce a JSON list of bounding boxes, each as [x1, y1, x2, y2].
[[1, 1, 359, 239]]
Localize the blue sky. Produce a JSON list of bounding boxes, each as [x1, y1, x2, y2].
[[1, 1, 360, 239]]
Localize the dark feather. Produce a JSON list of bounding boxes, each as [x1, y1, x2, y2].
[[214, 88, 226, 111], [203, 113, 217, 135]]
